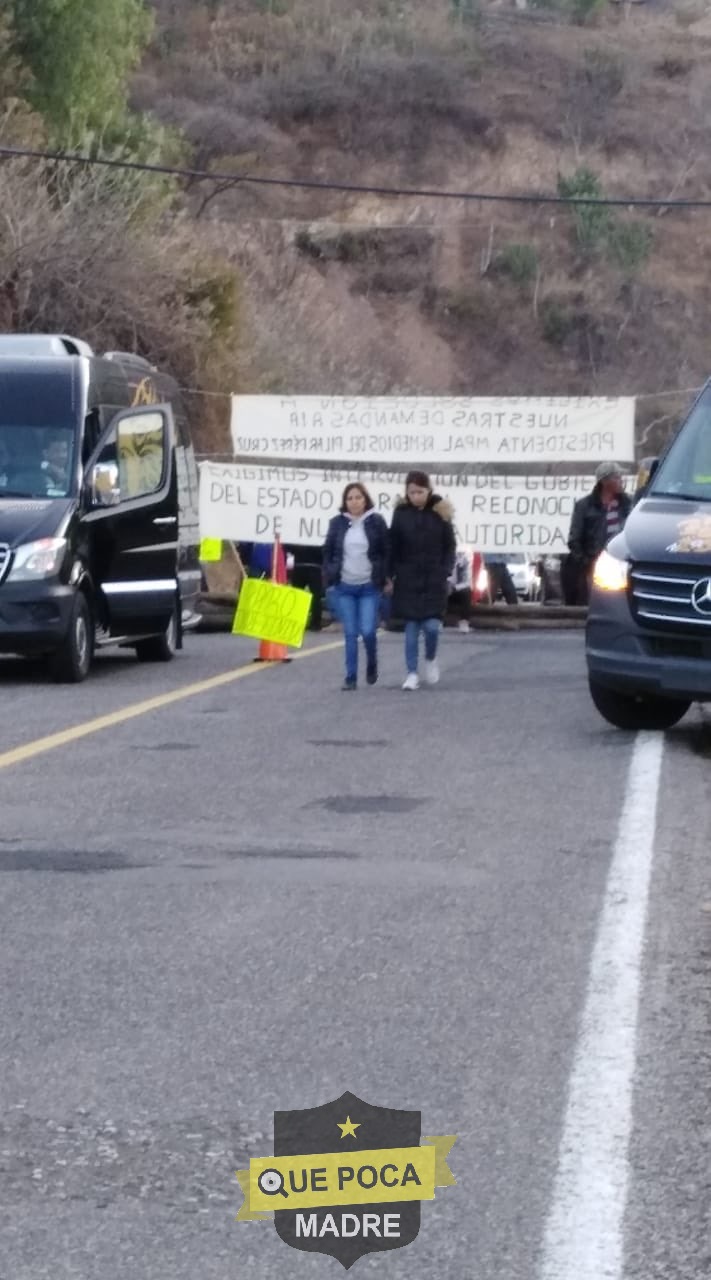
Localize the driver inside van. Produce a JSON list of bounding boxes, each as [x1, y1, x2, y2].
[[0, 438, 10, 489], [691, 432, 711, 485], [42, 434, 71, 492]]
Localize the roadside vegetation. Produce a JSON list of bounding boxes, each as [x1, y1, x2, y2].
[[2, 1, 711, 452]]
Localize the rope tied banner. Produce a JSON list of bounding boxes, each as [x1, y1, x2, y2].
[[230, 395, 636, 466]]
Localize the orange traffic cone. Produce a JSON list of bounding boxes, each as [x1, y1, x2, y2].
[[254, 536, 292, 664], [255, 638, 289, 662]]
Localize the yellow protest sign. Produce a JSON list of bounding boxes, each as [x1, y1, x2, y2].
[[232, 577, 311, 649], [199, 538, 223, 562]]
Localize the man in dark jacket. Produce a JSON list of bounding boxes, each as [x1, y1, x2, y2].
[[567, 462, 632, 606], [389, 470, 456, 690]]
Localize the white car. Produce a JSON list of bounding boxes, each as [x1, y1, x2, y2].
[[506, 554, 541, 601]]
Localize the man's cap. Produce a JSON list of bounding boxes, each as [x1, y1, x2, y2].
[[595, 461, 624, 482]]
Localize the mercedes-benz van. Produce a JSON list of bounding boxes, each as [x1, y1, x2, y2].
[[587, 378, 711, 728], [0, 334, 201, 681]]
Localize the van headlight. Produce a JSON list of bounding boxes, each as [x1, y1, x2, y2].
[[7, 538, 68, 581], [592, 549, 629, 592]]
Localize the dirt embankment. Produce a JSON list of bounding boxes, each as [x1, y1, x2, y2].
[[136, 1, 711, 453]]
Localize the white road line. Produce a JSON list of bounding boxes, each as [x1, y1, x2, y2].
[[540, 731, 665, 1280]]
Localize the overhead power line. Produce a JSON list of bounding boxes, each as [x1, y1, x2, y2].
[[1, 143, 711, 210], [179, 384, 701, 403]]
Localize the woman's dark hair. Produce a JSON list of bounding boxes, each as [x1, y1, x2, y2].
[[340, 481, 374, 513], [405, 470, 431, 490]]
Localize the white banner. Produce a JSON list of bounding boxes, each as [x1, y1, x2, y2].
[[230, 395, 635, 464], [200, 463, 630, 555]]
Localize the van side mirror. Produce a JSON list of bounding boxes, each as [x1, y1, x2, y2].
[[90, 461, 120, 507]]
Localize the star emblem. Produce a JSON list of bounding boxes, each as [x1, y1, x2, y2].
[[337, 1116, 361, 1140]]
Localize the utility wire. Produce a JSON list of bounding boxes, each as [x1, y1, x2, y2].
[[181, 385, 701, 403], [0, 144, 703, 407], [1, 142, 711, 209]]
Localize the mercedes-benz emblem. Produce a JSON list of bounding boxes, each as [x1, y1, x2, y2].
[[691, 577, 711, 615]]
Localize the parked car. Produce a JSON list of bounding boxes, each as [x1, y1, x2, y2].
[[470, 553, 540, 603], [537, 555, 565, 604], [506, 553, 541, 601]]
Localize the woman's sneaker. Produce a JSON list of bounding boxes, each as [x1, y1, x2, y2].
[[402, 672, 420, 691], [342, 677, 357, 691], [423, 659, 440, 685], [366, 662, 378, 685]]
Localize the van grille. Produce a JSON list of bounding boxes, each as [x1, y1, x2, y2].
[[0, 544, 9, 584], [630, 562, 711, 630], [643, 636, 711, 660]]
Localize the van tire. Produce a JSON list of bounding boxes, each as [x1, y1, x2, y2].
[[589, 678, 690, 730], [51, 592, 94, 683], [134, 603, 178, 663]]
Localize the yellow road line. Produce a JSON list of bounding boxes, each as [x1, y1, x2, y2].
[[0, 640, 342, 772]]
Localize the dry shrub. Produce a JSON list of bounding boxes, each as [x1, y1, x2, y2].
[[294, 225, 435, 297], [295, 226, 434, 265], [170, 51, 487, 158], [0, 160, 241, 444], [138, 89, 281, 165], [134, 3, 711, 402], [557, 45, 628, 152], [140, 0, 483, 158], [654, 55, 692, 79], [358, 265, 428, 295]]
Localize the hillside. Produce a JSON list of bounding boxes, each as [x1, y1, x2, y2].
[[3, 2, 711, 453], [131, 0, 711, 452]]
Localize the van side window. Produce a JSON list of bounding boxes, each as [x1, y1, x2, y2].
[[118, 411, 166, 501], [82, 409, 103, 464], [95, 433, 117, 469]]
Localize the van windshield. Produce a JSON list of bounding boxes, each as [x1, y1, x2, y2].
[[0, 425, 75, 499], [650, 384, 711, 500], [0, 365, 79, 499]]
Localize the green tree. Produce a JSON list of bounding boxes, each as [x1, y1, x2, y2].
[[0, 10, 45, 145], [10, 0, 153, 142], [558, 167, 610, 251]]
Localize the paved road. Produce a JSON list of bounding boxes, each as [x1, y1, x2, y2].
[[0, 630, 708, 1278]]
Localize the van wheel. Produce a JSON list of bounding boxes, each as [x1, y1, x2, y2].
[[135, 604, 178, 663], [51, 592, 94, 683], [589, 678, 690, 730]]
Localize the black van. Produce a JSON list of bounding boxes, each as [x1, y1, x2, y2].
[[0, 333, 201, 681], [587, 379, 711, 728]]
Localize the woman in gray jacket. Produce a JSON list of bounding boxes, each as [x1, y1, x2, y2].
[[323, 483, 389, 690]]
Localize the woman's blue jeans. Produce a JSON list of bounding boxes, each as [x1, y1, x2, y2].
[[337, 583, 379, 681], [404, 618, 440, 674]]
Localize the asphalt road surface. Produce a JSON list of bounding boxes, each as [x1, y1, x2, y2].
[[0, 629, 708, 1279]]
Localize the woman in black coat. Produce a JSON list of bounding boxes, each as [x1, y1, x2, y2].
[[389, 470, 456, 690], [322, 482, 389, 691]]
